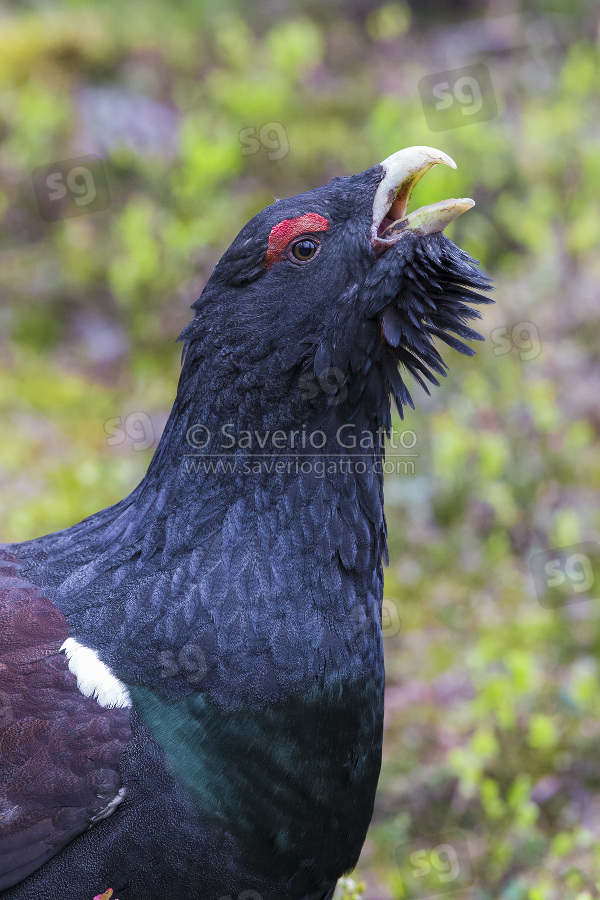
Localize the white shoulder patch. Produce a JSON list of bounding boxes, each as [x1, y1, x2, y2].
[[90, 786, 128, 824], [61, 638, 132, 709]]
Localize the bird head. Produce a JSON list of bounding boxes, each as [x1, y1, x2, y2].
[[178, 146, 493, 436]]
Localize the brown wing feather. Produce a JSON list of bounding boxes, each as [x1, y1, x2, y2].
[[0, 562, 132, 891]]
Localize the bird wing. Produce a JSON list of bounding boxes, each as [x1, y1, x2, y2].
[[0, 559, 132, 890]]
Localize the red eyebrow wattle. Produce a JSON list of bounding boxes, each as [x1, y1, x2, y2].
[[265, 213, 329, 268]]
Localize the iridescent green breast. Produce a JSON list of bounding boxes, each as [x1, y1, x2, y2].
[[127, 674, 384, 889]]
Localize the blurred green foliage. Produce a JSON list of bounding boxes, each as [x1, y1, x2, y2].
[[1, 1, 600, 898]]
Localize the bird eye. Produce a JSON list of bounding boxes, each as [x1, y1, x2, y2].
[[290, 237, 319, 262]]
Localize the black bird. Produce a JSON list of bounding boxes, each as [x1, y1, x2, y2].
[[0, 147, 492, 900]]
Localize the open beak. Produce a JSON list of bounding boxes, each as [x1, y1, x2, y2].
[[371, 146, 474, 248]]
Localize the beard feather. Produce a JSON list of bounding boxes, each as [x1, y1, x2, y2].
[[372, 233, 494, 417]]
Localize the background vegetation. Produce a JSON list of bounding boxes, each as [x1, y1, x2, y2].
[[1, 0, 599, 897]]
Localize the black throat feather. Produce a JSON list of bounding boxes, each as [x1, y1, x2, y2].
[[367, 231, 493, 418]]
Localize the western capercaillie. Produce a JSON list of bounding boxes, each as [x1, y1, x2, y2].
[[0, 147, 492, 900]]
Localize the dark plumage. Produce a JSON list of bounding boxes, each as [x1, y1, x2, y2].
[[0, 147, 492, 900]]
